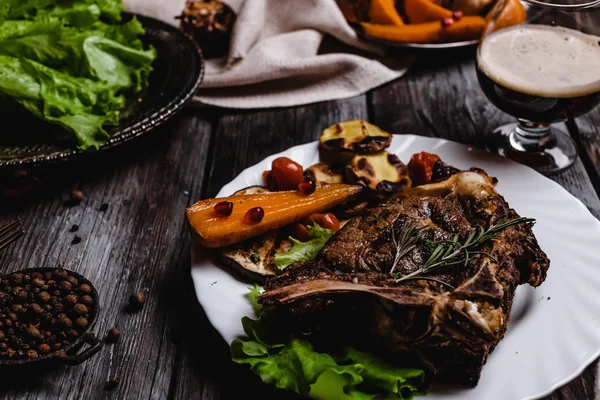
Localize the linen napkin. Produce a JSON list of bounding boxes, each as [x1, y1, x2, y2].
[[124, 0, 415, 109]]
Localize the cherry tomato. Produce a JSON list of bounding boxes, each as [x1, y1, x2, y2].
[[408, 152, 440, 187], [301, 213, 341, 232], [292, 223, 311, 242], [266, 157, 303, 191]]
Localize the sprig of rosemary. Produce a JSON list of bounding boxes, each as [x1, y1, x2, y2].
[[388, 220, 421, 275], [393, 216, 535, 287]]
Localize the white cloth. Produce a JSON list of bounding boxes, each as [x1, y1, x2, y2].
[[124, 0, 415, 108]]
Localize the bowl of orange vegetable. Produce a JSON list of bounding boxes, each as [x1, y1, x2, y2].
[[339, 0, 526, 48]]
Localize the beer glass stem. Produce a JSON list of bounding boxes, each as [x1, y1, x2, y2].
[[509, 120, 553, 153]]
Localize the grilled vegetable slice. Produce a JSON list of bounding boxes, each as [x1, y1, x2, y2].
[[219, 230, 294, 281], [186, 184, 362, 248], [345, 151, 411, 193], [233, 186, 270, 195], [303, 163, 345, 186], [319, 120, 392, 163]]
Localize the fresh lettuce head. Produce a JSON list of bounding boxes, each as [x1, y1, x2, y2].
[[0, 0, 156, 150]]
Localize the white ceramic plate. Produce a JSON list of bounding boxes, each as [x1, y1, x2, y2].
[[191, 134, 600, 400]]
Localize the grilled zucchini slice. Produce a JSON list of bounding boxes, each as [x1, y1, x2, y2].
[[319, 120, 392, 163], [303, 163, 345, 186], [345, 151, 411, 193]]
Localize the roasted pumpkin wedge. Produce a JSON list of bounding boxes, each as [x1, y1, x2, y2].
[[303, 163, 345, 186], [346, 151, 412, 193], [186, 184, 362, 248], [338, 0, 405, 26], [360, 17, 486, 43], [404, 0, 452, 24]]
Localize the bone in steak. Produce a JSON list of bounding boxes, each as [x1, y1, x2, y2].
[[259, 168, 549, 386]]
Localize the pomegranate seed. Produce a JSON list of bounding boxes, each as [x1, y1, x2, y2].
[[452, 11, 463, 21], [298, 180, 316, 195], [214, 201, 233, 217], [441, 17, 454, 28], [244, 207, 264, 224]]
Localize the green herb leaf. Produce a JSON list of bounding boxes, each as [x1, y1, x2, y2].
[[249, 250, 261, 265], [274, 223, 335, 270]]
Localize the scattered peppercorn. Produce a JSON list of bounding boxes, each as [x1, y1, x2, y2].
[[128, 292, 145, 311], [99, 203, 109, 212], [70, 190, 84, 203], [69, 224, 79, 233], [105, 328, 121, 344], [71, 235, 82, 245], [105, 377, 119, 391]]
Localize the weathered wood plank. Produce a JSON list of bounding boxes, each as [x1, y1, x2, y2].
[[369, 47, 600, 399], [0, 109, 213, 400], [568, 108, 600, 199], [173, 96, 368, 400]]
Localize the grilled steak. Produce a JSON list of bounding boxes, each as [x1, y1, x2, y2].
[[259, 168, 549, 386]]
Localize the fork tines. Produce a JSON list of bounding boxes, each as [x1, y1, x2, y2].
[[0, 219, 24, 251]]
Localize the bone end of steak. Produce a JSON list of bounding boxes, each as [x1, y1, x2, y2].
[[260, 169, 550, 387]]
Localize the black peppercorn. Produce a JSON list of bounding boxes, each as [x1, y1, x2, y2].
[[105, 328, 120, 344], [69, 224, 79, 233], [63, 294, 78, 306], [53, 269, 68, 280], [38, 291, 51, 303], [75, 318, 88, 329], [69, 190, 84, 205], [66, 276, 78, 287], [71, 236, 82, 245], [26, 349, 38, 359], [27, 327, 40, 338], [30, 272, 43, 280], [105, 377, 119, 391], [58, 314, 72, 328], [30, 303, 43, 314], [128, 292, 145, 311], [11, 273, 23, 285], [99, 203, 109, 212], [59, 281, 72, 293], [32, 278, 45, 288], [38, 343, 50, 354], [80, 295, 93, 307], [72, 304, 88, 316], [78, 284, 92, 295]]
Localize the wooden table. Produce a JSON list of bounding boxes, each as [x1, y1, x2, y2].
[[1, 47, 598, 400]]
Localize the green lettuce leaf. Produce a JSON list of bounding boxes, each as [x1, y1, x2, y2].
[[274, 223, 336, 270], [245, 284, 263, 314], [0, 0, 155, 150], [232, 311, 425, 400]]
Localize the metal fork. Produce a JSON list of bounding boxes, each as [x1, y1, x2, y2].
[[0, 219, 24, 251]]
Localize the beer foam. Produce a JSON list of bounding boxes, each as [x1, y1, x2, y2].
[[478, 24, 600, 98]]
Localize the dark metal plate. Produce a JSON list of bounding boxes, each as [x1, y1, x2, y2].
[[0, 13, 204, 168]]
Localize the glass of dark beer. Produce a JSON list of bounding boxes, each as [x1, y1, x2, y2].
[[477, 0, 600, 174]]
